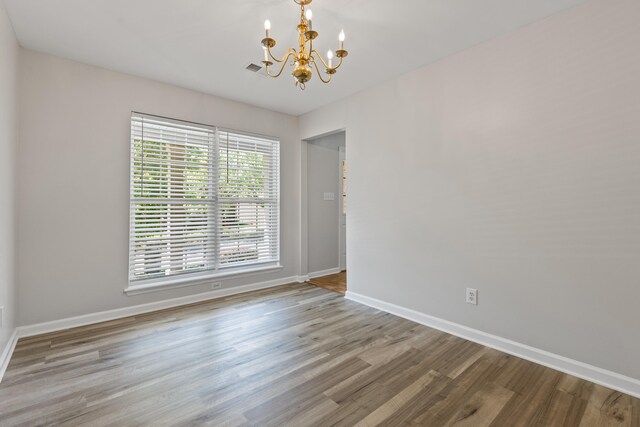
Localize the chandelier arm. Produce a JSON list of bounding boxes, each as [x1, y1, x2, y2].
[[311, 56, 332, 84], [268, 46, 297, 63], [310, 49, 329, 69], [333, 55, 344, 71], [311, 49, 344, 71], [265, 52, 295, 78]]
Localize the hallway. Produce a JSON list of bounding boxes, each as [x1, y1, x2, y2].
[[307, 271, 346, 294]]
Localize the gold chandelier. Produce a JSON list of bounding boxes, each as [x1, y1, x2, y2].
[[261, 0, 348, 90]]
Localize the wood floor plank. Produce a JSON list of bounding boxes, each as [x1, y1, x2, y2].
[[0, 282, 637, 426], [409, 349, 510, 425], [490, 366, 563, 427], [531, 388, 576, 427], [443, 382, 513, 427], [353, 370, 441, 427]]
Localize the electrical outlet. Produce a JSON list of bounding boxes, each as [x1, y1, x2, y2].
[[466, 288, 478, 305], [211, 282, 222, 290]]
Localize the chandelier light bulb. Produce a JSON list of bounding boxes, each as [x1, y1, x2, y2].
[[339, 30, 345, 50], [305, 10, 313, 26], [264, 19, 271, 38]]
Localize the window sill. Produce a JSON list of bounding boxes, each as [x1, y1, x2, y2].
[[124, 264, 284, 296]]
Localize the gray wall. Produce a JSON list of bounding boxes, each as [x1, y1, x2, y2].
[[0, 1, 18, 353], [306, 133, 344, 274], [16, 50, 301, 325], [300, 0, 640, 380]]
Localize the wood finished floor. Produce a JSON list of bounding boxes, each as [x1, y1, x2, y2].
[[1, 283, 638, 426], [308, 271, 347, 294]]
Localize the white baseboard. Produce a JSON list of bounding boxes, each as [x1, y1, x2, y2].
[[16, 275, 300, 339], [308, 267, 342, 280], [346, 290, 640, 399], [0, 328, 19, 384]]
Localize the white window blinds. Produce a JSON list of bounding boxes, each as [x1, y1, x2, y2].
[[129, 113, 280, 283]]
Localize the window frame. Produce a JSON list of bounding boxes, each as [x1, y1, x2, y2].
[[125, 112, 281, 295]]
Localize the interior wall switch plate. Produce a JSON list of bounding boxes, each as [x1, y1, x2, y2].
[[324, 192, 335, 201]]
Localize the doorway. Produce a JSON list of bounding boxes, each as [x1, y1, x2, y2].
[[305, 131, 346, 294], [339, 145, 346, 271]]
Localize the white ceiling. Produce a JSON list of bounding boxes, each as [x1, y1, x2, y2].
[[4, 0, 589, 116]]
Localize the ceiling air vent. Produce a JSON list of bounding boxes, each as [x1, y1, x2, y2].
[[245, 63, 262, 73]]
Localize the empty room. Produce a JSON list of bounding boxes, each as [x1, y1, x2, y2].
[[0, 0, 639, 425]]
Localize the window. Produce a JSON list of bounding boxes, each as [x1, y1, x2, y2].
[[129, 113, 280, 286]]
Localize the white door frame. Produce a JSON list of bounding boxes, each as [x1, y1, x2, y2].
[[298, 129, 347, 281], [338, 146, 346, 271]]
